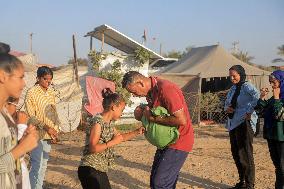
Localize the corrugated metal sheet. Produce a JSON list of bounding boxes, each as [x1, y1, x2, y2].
[[85, 24, 164, 60]]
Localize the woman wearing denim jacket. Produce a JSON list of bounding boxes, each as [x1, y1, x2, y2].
[[256, 70, 284, 189], [224, 65, 260, 189]]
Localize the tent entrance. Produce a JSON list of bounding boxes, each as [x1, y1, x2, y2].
[[201, 77, 232, 93]]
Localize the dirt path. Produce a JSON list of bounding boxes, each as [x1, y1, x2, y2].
[[43, 126, 274, 189]]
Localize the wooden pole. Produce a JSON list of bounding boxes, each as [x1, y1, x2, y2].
[[101, 32, 104, 53], [90, 36, 93, 51], [30, 33, 33, 53], [72, 34, 79, 86], [159, 43, 162, 55], [197, 73, 202, 126]]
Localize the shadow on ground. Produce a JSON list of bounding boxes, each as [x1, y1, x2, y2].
[[114, 156, 231, 189]]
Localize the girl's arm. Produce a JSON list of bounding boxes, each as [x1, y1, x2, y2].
[[89, 123, 123, 153], [89, 123, 108, 153], [114, 127, 143, 142], [11, 125, 39, 160], [89, 124, 143, 153]]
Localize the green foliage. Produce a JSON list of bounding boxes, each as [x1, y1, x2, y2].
[[134, 47, 151, 66], [164, 50, 183, 59], [98, 59, 132, 105], [68, 58, 88, 66], [232, 51, 254, 63], [200, 92, 222, 118], [88, 47, 149, 106], [88, 50, 107, 70], [164, 46, 194, 59]]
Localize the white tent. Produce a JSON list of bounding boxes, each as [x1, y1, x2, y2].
[[155, 45, 271, 123], [158, 45, 271, 93]]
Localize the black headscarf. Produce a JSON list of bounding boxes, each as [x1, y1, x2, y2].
[[228, 65, 246, 119]]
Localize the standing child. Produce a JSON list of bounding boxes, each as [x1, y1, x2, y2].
[[78, 88, 143, 189], [0, 42, 38, 189], [25, 66, 60, 189]]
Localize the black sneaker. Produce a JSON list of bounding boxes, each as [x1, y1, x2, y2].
[[228, 181, 246, 189], [245, 184, 254, 189]]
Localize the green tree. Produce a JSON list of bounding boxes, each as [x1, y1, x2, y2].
[[164, 50, 183, 59], [164, 46, 194, 59], [68, 58, 88, 66], [232, 51, 254, 63], [200, 92, 222, 120], [98, 59, 132, 105], [88, 47, 150, 105], [88, 50, 108, 70], [181, 46, 194, 57], [134, 47, 151, 67]]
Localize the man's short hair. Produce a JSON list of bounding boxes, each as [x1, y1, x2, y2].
[[122, 71, 145, 88]]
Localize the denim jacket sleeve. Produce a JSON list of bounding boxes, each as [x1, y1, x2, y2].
[[243, 83, 260, 114], [224, 86, 234, 111]]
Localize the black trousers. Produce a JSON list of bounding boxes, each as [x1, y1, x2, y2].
[[78, 166, 112, 189], [229, 121, 255, 187], [267, 139, 284, 189]]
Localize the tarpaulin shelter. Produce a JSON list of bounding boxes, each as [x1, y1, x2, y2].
[[84, 76, 115, 116]]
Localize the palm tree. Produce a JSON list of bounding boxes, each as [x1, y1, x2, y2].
[[277, 45, 284, 56], [232, 51, 254, 63], [272, 45, 284, 63]]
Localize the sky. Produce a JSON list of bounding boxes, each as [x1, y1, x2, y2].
[[1, 0, 283, 66]]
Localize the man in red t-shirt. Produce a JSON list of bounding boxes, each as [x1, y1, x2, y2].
[[122, 71, 194, 189]]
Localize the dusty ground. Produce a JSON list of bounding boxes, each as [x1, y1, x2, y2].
[[43, 126, 275, 189]]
